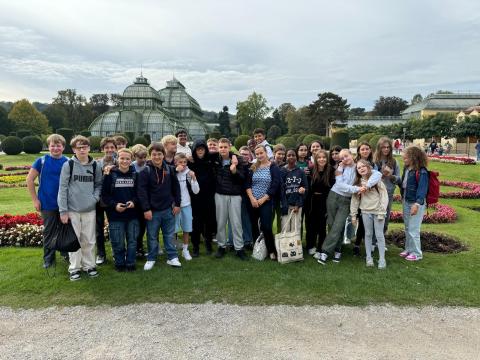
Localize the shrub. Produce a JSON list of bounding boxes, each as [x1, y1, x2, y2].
[[0, 164, 3, 170], [357, 132, 376, 144], [143, 134, 151, 144], [133, 136, 149, 146], [209, 131, 222, 140], [234, 135, 251, 149], [125, 132, 135, 145], [319, 136, 331, 150], [88, 136, 102, 151], [17, 129, 32, 139], [369, 134, 387, 149], [267, 125, 281, 142], [331, 130, 349, 149], [57, 128, 74, 154], [0, 134, 6, 142], [275, 136, 297, 149], [302, 134, 322, 146], [1, 136, 23, 155], [22, 136, 43, 154], [80, 130, 91, 137], [296, 134, 307, 143]]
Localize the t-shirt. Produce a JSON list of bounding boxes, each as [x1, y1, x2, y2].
[[32, 154, 69, 211], [252, 166, 271, 199]]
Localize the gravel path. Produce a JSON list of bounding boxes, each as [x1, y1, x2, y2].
[[1, 304, 479, 359]]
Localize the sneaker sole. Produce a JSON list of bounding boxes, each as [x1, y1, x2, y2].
[[317, 259, 327, 265], [332, 259, 341, 263]]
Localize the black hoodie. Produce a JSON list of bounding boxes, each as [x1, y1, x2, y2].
[[188, 140, 217, 211], [101, 165, 138, 222]]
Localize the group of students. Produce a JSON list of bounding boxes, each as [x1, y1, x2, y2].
[[26, 128, 429, 280]]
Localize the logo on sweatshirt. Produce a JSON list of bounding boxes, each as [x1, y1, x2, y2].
[[73, 175, 94, 182]]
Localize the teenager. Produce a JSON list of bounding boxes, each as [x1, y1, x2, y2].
[[26, 134, 69, 268], [317, 149, 381, 265], [212, 138, 248, 260], [280, 149, 308, 234], [304, 150, 335, 257], [137, 142, 182, 270], [253, 128, 274, 160], [207, 138, 219, 154], [161, 135, 177, 166], [174, 152, 200, 260], [131, 144, 148, 257], [101, 148, 139, 272], [176, 129, 192, 158], [400, 146, 429, 261], [273, 144, 286, 167], [114, 135, 128, 150], [273, 143, 286, 232], [329, 145, 342, 169], [58, 136, 103, 281], [189, 140, 216, 256], [239, 146, 254, 164], [295, 143, 312, 240], [309, 140, 323, 163], [350, 160, 389, 269], [246, 145, 282, 260]]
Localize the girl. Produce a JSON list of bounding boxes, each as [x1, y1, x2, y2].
[[353, 141, 375, 256], [309, 140, 323, 163], [296, 143, 312, 240], [317, 149, 381, 265], [329, 145, 342, 169], [273, 143, 287, 233], [273, 144, 286, 167], [246, 145, 282, 260], [400, 146, 429, 261], [101, 148, 139, 272], [350, 160, 389, 269], [373, 137, 401, 234], [280, 149, 308, 234], [304, 150, 334, 257]]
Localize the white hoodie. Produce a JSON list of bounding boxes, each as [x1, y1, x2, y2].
[[176, 166, 200, 207]]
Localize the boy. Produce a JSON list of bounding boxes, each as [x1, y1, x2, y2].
[[253, 128, 273, 160], [114, 135, 128, 150], [161, 135, 178, 166], [174, 153, 200, 260], [95, 137, 117, 265], [58, 136, 103, 281], [207, 138, 218, 154], [137, 142, 182, 270], [131, 144, 148, 256], [26, 134, 69, 268], [212, 138, 248, 260], [175, 129, 192, 158]]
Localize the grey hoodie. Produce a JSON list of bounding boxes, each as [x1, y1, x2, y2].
[[58, 156, 103, 215]]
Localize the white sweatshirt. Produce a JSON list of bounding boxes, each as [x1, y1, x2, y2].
[[176, 166, 200, 207]]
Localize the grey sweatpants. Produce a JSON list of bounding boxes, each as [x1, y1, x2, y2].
[[321, 192, 351, 255], [215, 193, 243, 250], [361, 213, 386, 262]]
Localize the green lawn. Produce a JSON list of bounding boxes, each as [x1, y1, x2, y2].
[[0, 153, 479, 308]]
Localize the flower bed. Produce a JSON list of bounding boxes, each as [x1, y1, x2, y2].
[[4, 165, 31, 171], [0, 213, 43, 229], [390, 203, 457, 224], [428, 155, 476, 165], [0, 171, 29, 177], [0, 224, 43, 247], [0, 183, 29, 189], [0, 175, 26, 184], [386, 230, 468, 253], [439, 180, 480, 199]]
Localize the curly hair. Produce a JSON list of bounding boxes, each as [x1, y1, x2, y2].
[[403, 145, 428, 170]]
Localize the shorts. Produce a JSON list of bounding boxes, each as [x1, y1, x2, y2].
[[175, 205, 193, 233]]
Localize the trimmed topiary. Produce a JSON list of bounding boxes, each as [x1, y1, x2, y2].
[[17, 129, 32, 139], [57, 128, 74, 154], [88, 136, 102, 151], [22, 136, 43, 154], [275, 136, 297, 149], [1, 136, 23, 155], [0, 134, 6, 142], [234, 135, 251, 149], [296, 134, 307, 143], [302, 134, 322, 146], [369, 134, 387, 149], [331, 130, 349, 149], [79, 130, 91, 137], [133, 136, 149, 146], [319, 136, 331, 150], [357, 132, 376, 144]]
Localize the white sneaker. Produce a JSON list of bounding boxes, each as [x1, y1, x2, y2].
[[308, 247, 317, 256], [332, 252, 342, 263], [143, 261, 155, 271], [167, 257, 182, 267], [212, 238, 218, 243], [313, 252, 321, 260], [182, 248, 192, 261], [317, 253, 328, 265], [366, 258, 374, 267]]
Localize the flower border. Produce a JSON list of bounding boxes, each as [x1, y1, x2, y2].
[[390, 203, 457, 224], [428, 155, 476, 165]]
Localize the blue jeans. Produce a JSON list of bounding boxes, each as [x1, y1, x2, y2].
[[109, 219, 139, 267], [403, 201, 426, 257], [227, 199, 253, 246], [146, 209, 177, 261]]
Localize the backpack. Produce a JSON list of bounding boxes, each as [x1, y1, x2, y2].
[[67, 159, 97, 185], [416, 168, 440, 206]]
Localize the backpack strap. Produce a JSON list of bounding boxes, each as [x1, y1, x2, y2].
[[68, 159, 74, 185]]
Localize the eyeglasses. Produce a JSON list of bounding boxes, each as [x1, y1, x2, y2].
[[75, 145, 90, 150]]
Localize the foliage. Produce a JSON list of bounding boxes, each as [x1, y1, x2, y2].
[[80, 130, 91, 137], [390, 203, 457, 224], [88, 136, 102, 151], [412, 113, 456, 139], [42, 104, 66, 131], [357, 133, 376, 144], [110, 93, 123, 107], [208, 131, 222, 140], [453, 116, 480, 138], [306, 92, 350, 136], [372, 96, 408, 116], [331, 130, 349, 148], [429, 155, 476, 165], [52, 89, 92, 132], [369, 134, 387, 149], [0, 106, 16, 135], [218, 106, 231, 138], [17, 129, 32, 139], [0, 175, 26, 184], [302, 134, 322, 146], [90, 93, 110, 118], [133, 136, 149, 146], [57, 128, 74, 153], [234, 135, 251, 150], [236, 92, 271, 135], [1, 136, 23, 155], [267, 125, 281, 141], [271, 103, 295, 135], [319, 136, 331, 150], [286, 107, 310, 134], [0, 213, 43, 229], [4, 165, 31, 171], [349, 107, 366, 116], [410, 94, 423, 105], [347, 124, 379, 140], [8, 99, 50, 135], [275, 136, 297, 149], [143, 134, 151, 144], [438, 181, 480, 199], [22, 136, 43, 154], [0, 224, 43, 247]]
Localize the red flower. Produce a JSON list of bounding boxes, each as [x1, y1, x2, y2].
[[0, 213, 43, 229]]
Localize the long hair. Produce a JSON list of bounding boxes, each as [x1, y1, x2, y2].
[[311, 149, 332, 186], [373, 136, 396, 168], [329, 145, 342, 167], [295, 143, 308, 162], [250, 144, 268, 172], [355, 141, 373, 164], [404, 145, 428, 171], [353, 159, 373, 187]]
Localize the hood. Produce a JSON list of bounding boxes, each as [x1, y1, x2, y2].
[[72, 155, 95, 165], [112, 165, 136, 176], [192, 140, 209, 161]]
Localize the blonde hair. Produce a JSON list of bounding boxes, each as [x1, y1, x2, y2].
[[161, 135, 178, 146], [131, 144, 148, 157], [250, 144, 268, 172], [117, 148, 133, 158], [273, 144, 286, 153], [46, 134, 66, 146], [174, 152, 187, 163]]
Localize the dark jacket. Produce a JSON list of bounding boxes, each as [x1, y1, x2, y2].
[[400, 167, 429, 205], [137, 160, 181, 212], [304, 170, 335, 217], [246, 162, 282, 199], [212, 151, 247, 196], [280, 165, 308, 213], [189, 140, 216, 210], [101, 166, 138, 222]]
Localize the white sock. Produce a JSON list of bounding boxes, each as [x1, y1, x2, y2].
[[183, 244, 188, 250]]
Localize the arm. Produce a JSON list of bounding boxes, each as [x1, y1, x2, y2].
[[171, 169, 181, 208], [379, 183, 389, 215], [334, 168, 360, 194], [266, 165, 281, 198], [26, 167, 40, 212], [57, 162, 70, 216], [415, 168, 429, 205], [350, 194, 360, 220], [137, 170, 150, 212], [100, 174, 116, 209], [365, 169, 382, 189], [188, 174, 200, 194], [93, 164, 103, 202]]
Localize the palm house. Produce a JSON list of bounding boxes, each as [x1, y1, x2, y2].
[[89, 75, 208, 141]]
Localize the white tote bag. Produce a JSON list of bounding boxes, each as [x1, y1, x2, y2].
[[343, 215, 358, 245], [252, 232, 268, 261], [275, 211, 303, 264]]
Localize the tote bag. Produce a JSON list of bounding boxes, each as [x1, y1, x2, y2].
[[47, 219, 81, 253], [343, 215, 358, 245], [275, 211, 303, 264], [252, 232, 268, 261]]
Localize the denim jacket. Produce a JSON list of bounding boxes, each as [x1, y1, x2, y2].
[[400, 167, 429, 205]]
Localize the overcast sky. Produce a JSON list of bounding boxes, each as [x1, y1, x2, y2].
[[1, 0, 479, 112]]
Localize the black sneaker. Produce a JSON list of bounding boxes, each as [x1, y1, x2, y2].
[[244, 243, 254, 251], [126, 265, 136, 272], [43, 261, 54, 269], [205, 244, 213, 255], [215, 247, 226, 258], [332, 252, 342, 263], [353, 245, 360, 256], [87, 268, 99, 277], [95, 256, 105, 265], [69, 271, 81, 281], [192, 248, 200, 258], [236, 249, 248, 261], [115, 265, 126, 272]]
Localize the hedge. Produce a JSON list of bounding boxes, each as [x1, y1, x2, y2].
[[22, 136, 43, 154], [331, 130, 349, 149], [1, 136, 23, 155], [302, 134, 322, 147], [369, 134, 387, 149], [357, 132, 376, 144], [88, 136, 102, 151], [57, 128, 74, 154], [234, 135, 251, 149], [133, 136, 149, 146], [275, 136, 297, 149]]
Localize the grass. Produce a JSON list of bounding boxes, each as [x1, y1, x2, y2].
[[0, 153, 479, 308]]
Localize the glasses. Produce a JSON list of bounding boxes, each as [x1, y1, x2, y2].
[[75, 145, 90, 150]]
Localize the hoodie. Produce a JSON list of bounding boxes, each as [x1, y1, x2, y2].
[[57, 155, 103, 215], [101, 166, 138, 222], [176, 166, 200, 207], [280, 165, 308, 212]]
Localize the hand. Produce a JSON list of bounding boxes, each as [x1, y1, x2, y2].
[[304, 168, 310, 176], [144, 210, 152, 221], [126, 201, 135, 209], [351, 217, 357, 226], [172, 206, 181, 216], [176, 164, 186, 172], [33, 199, 41, 212], [188, 170, 196, 181], [250, 198, 259, 208], [116, 203, 126, 212], [298, 187, 305, 194], [358, 186, 367, 194], [410, 204, 419, 216], [103, 165, 114, 175], [60, 213, 69, 224], [293, 206, 299, 213], [230, 155, 238, 173], [231, 155, 238, 166]]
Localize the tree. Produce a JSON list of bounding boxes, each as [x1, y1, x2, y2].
[[413, 113, 456, 139], [271, 103, 295, 134], [267, 125, 281, 142], [372, 96, 408, 116], [454, 116, 480, 138], [347, 124, 379, 140], [286, 107, 310, 134], [410, 94, 423, 105], [218, 105, 231, 138], [236, 92, 271, 135], [90, 94, 110, 118], [0, 106, 16, 135], [8, 99, 50, 135], [42, 104, 67, 132], [306, 92, 350, 136], [110, 93, 123, 107], [349, 107, 366, 116]]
